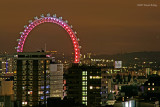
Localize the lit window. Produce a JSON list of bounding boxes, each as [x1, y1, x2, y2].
[[82, 82, 87, 85], [14, 71, 17, 74], [46, 60, 50, 63], [96, 87, 100, 89], [90, 76, 92, 79], [22, 87, 26, 90], [82, 102, 87, 105], [82, 76, 87, 80], [148, 88, 150, 91], [122, 97, 124, 101], [38, 91, 43, 94], [82, 92, 87, 95], [82, 87, 87, 90], [82, 97, 87, 101], [97, 76, 101, 79], [90, 86, 93, 89], [28, 91, 32, 95], [41, 96, 44, 99], [46, 85, 50, 88], [92, 76, 101, 79], [82, 71, 87, 75], [152, 88, 154, 91], [93, 76, 96, 79], [152, 83, 154, 86], [22, 102, 27, 105], [148, 83, 150, 85]]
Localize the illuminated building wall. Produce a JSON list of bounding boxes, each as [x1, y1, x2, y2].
[[13, 52, 51, 107], [88, 67, 101, 107], [82, 71, 87, 105], [50, 64, 63, 99], [101, 69, 108, 106], [67, 65, 103, 107], [0, 55, 14, 80]]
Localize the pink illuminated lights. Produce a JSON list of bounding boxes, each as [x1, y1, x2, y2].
[[17, 16, 80, 63]]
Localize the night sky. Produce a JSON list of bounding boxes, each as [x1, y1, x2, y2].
[[0, 0, 160, 55]]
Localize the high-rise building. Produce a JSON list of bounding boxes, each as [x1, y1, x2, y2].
[[50, 63, 64, 99], [101, 69, 108, 106], [0, 55, 14, 80], [13, 52, 51, 107], [66, 65, 107, 107], [66, 65, 83, 105]]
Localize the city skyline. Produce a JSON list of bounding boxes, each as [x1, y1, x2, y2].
[[1, 1, 160, 107], [0, 0, 160, 55]]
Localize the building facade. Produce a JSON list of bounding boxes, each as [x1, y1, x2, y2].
[[50, 63, 64, 99], [66, 65, 106, 107], [13, 52, 51, 106], [0, 55, 14, 80]]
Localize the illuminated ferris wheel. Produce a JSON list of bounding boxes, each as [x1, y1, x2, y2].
[[16, 13, 81, 63]]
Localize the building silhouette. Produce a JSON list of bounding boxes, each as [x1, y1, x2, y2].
[[66, 65, 107, 107]]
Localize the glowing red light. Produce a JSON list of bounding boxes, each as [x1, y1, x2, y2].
[[17, 16, 80, 63]]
